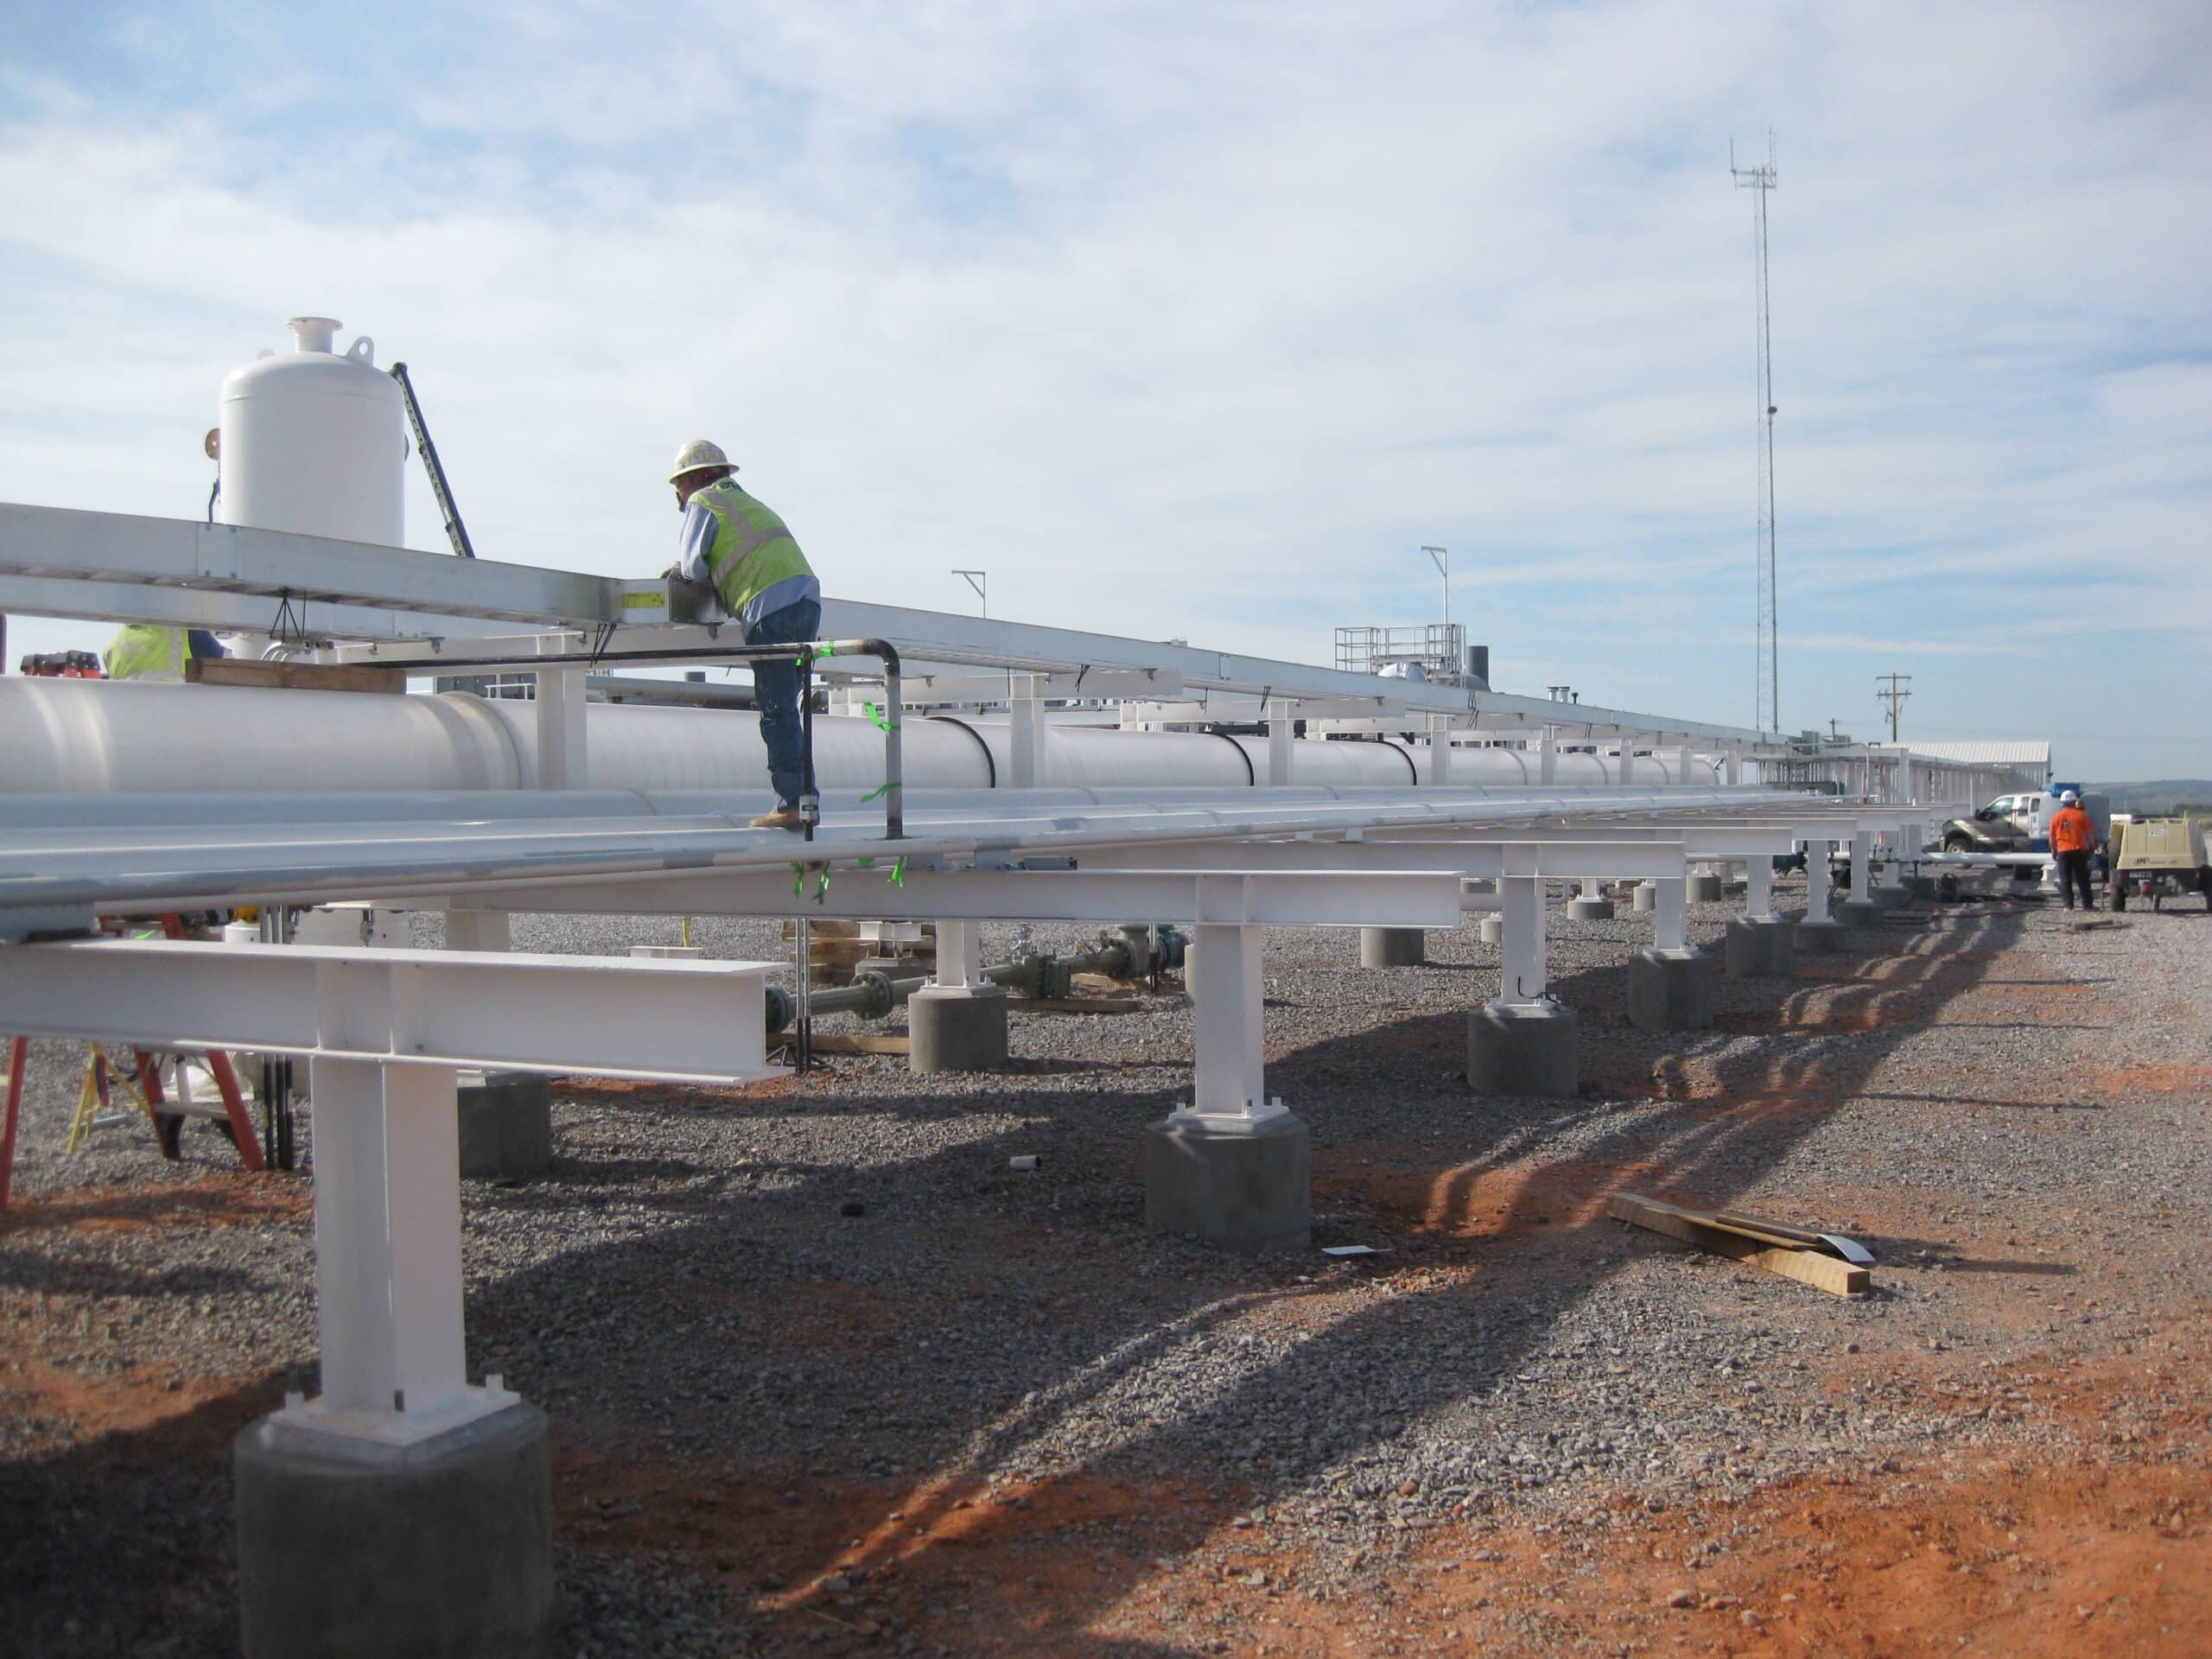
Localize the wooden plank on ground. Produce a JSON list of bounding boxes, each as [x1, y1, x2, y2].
[[1608, 1192, 1869, 1298], [186, 658, 405, 694]]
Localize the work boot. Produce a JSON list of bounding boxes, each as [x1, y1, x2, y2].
[[751, 806, 804, 833]]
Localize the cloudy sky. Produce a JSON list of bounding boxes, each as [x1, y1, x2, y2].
[[3, 1, 2207, 779]]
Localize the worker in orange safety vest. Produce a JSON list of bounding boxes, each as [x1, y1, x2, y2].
[[2049, 790, 2096, 911]]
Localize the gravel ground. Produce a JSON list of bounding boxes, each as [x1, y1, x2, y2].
[[3, 880, 2207, 1657]]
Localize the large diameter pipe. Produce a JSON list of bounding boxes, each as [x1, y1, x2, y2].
[[0, 679, 1721, 796]]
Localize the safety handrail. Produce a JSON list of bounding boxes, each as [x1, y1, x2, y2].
[[798, 638, 903, 842]]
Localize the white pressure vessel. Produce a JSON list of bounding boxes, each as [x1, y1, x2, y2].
[[219, 317, 404, 548]]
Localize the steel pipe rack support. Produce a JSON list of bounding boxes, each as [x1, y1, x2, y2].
[[1468, 1000, 1578, 1096], [1724, 915, 1795, 978], [533, 644, 588, 791], [1795, 838, 1848, 953], [1743, 855, 1775, 922], [1652, 877, 1690, 950], [1627, 947, 1713, 1033], [1495, 875, 1548, 1002], [1837, 830, 1884, 927], [1567, 875, 1614, 920], [1009, 687, 1045, 789], [909, 918, 1008, 1073], [1359, 926, 1426, 967], [1145, 925, 1308, 1252], [1267, 711, 1294, 787], [0, 937, 780, 1656], [1467, 873, 1577, 1095]]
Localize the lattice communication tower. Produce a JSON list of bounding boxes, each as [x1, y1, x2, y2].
[[1732, 131, 1779, 732]]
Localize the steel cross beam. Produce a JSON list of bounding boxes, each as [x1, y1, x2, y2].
[[1076, 839, 1691, 881], [385, 868, 1471, 928], [0, 939, 780, 1084], [0, 573, 537, 643], [0, 504, 629, 628]]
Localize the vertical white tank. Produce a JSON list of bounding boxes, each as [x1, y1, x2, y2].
[[219, 316, 405, 546]]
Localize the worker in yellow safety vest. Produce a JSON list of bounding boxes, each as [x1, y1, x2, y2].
[[664, 440, 822, 832], [100, 626, 227, 682]]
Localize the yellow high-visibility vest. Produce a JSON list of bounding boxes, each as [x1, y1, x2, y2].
[[102, 626, 192, 682], [691, 479, 813, 626]]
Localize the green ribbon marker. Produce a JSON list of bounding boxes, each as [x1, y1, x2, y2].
[[791, 861, 806, 899], [887, 856, 907, 888], [860, 701, 894, 734], [861, 779, 901, 804]]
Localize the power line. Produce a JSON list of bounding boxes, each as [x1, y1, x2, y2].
[[1731, 130, 1779, 733], [1875, 672, 1912, 743]]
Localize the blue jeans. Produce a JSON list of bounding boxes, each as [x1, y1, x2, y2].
[[747, 599, 820, 809]]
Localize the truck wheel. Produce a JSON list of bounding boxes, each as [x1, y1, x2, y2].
[[1943, 833, 1973, 854]]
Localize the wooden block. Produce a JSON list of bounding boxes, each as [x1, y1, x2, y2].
[[186, 658, 405, 694], [1608, 1192, 1868, 1297], [1008, 995, 1145, 1014]]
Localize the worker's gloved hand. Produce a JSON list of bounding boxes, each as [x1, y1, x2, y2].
[[659, 563, 680, 581]]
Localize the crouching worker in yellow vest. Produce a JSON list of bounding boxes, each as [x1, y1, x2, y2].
[[101, 625, 228, 682], [665, 440, 822, 832]]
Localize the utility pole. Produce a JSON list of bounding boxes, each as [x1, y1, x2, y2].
[[1731, 131, 1779, 734], [1421, 545, 1449, 637], [951, 569, 987, 619], [1875, 673, 1912, 742]]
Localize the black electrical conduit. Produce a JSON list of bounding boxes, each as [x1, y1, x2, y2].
[[924, 714, 998, 787]]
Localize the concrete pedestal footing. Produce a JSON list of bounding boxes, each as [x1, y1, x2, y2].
[[1723, 916, 1795, 978], [1358, 926, 1426, 968], [457, 1072, 554, 1181], [1467, 1001, 1579, 1097], [1478, 913, 1503, 946], [908, 984, 1010, 1074], [1626, 948, 1713, 1033], [1566, 895, 1616, 921], [235, 1403, 556, 1659], [1835, 899, 1885, 927], [1142, 1110, 1310, 1253], [1687, 872, 1726, 903], [1794, 919, 1849, 955], [1630, 882, 1659, 912], [1872, 884, 1914, 912], [1908, 875, 1939, 902]]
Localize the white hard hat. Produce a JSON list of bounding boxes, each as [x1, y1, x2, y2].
[[668, 439, 733, 482], [2061, 789, 2080, 804]]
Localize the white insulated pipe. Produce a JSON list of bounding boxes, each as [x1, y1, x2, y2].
[[0, 679, 1720, 795]]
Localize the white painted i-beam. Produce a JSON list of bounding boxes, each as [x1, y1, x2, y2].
[[0, 939, 779, 1085]]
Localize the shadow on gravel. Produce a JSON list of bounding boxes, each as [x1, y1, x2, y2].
[[0, 1250, 265, 1299], [0, 1370, 283, 1657], [4, 900, 2035, 1659]]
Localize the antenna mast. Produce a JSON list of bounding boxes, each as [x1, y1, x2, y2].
[[1732, 131, 1779, 732]]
